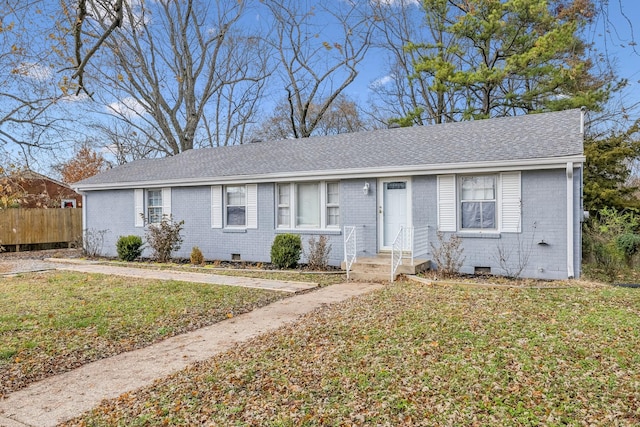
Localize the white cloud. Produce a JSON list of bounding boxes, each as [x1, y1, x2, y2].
[[369, 74, 395, 89], [14, 62, 53, 81], [61, 92, 90, 103], [371, 0, 419, 6], [107, 97, 147, 119]]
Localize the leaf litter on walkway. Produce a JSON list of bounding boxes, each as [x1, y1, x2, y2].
[[65, 281, 640, 426], [0, 271, 288, 397]]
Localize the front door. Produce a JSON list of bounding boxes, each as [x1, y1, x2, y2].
[[378, 178, 412, 251]]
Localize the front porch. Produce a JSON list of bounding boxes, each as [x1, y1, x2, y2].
[[342, 225, 432, 282], [341, 254, 431, 282]]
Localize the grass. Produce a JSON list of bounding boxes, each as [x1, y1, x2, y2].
[[65, 281, 640, 426], [0, 271, 288, 397]]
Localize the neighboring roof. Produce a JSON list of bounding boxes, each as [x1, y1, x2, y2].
[[76, 109, 584, 191]]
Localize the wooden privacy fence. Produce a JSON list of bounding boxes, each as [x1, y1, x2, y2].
[[0, 208, 82, 250]]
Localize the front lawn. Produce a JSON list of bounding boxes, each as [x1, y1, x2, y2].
[[67, 281, 640, 426], [0, 271, 288, 397]]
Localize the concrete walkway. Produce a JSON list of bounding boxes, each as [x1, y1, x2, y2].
[[0, 263, 383, 427], [48, 260, 319, 293]]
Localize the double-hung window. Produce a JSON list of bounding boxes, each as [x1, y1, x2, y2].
[[277, 181, 340, 229], [277, 184, 291, 228], [135, 188, 171, 227], [460, 175, 496, 230], [226, 185, 246, 227], [326, 182, 340, 227], [211, 184, 257, 229], [437, 172, 521, 233], [147, 189, 163, 224]]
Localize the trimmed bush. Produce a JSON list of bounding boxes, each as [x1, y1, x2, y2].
[[190, 246, 205, 266], [270, 233, 302, 269], [116, 235, 143, 261]]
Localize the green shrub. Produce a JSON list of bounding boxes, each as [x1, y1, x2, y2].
[[190, 246, 205, 266], [270, 233, 302, 269], [616, 233, 640, 265], [116, 235, 143, 261]]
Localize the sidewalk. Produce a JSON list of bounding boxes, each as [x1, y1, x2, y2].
[[49, 259, 320, 293], [0, 263, 382, 427]]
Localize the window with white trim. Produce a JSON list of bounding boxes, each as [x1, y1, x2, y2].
[[437, 173, 521, 233], [326, 182, 340, 226], [211, 184, 257, 229], [226, 185, 246, 227], [460, 175, 496, 230], [277, 181, 340, 229], [277, 184, 290, 228], [135, 188, 171, 227], [147, 189, 163, 224]]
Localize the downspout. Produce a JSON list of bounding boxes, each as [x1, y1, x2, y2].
[[81, 193, 87, 253], [566, 162, 574, 279]]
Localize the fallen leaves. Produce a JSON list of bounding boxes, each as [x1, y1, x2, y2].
[[63, 282, 640, 426], [0, 271, 288, 397]]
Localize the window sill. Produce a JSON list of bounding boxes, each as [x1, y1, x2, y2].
[[275, 228, 342, 235], [456, 231, 501, 239], [222, 228, 248, 233]]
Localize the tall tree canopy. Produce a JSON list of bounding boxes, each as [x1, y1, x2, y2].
[[373, 0, 612, 125]]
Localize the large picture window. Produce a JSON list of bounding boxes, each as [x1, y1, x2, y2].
[[226, 185, 246, 227], [277, 181, 340, 229], [460, 175, 496, 229]]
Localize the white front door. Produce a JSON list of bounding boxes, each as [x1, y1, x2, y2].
[[379, 178, 412, 251]]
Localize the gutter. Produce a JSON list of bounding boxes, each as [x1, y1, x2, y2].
[[566, 162, 575, 279], [74, 155, 586, 192]]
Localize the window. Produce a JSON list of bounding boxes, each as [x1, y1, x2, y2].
[[147, 189, 163, 224], [437, 173, 521, 233], [296, 183, 320, 228], [277, 184, 290, 228], [326, 182, 340, 226], [211, 184, 257, 229], [226, 185, 246, 226], [460, 175, 496, 229], [135, 188, 171, 227], [277, 181, 340, 229]]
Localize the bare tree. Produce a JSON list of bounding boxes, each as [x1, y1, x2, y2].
[[254, 94, 367, 140], [0, 1, 85, 164], [263, 0, 374, 138], [79, 0, 270, 156]]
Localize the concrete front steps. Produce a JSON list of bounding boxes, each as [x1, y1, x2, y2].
[[342, 254, 431, 282]]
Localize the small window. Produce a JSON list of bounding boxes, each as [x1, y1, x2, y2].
[[277, 184, 290, 228], [460, 175, 496, 229], [147, 189, 163, 224], [326, 182, 339, 227], [226, 185, 246, 227]]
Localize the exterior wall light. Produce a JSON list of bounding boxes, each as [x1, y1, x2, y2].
[[363, 182, 370, 195]]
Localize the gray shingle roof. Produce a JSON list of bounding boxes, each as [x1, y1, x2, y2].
[[76, 109, 583, 190]]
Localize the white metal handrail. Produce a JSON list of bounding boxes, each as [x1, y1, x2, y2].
[[391, 226, 405, 282], [343, 226, 357, 280], [412, 225, 430, 265], [391, 225, 430, 280]]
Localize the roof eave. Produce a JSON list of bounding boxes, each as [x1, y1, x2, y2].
[[74, 155, 585, 191]]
